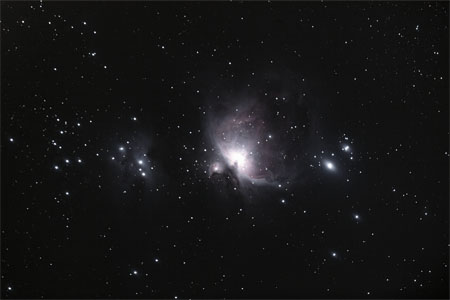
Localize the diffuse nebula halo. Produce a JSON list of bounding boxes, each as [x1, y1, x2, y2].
[[209, 99, 288, 185]]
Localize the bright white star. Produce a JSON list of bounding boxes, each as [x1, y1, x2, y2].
[[324, 160, 335, 171]]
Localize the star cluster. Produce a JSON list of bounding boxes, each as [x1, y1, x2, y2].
[[2, 2, 448, 299]]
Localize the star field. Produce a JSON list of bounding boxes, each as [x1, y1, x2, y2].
[[1, 2, 449, 299]]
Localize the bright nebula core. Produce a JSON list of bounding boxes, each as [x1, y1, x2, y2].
[[226, 149, 250, 171], [209, 100, 290, 186]]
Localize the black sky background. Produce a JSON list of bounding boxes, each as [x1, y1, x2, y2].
[[1, 1, 449, 299]]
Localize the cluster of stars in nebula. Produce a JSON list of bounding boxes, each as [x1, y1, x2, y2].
[[2, 1, 448, 299]]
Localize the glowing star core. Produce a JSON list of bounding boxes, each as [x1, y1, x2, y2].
[[324, 160, 336, 171], [228, 150, 248, 170]]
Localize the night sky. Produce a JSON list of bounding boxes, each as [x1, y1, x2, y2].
[[1, 1, 449, 299]]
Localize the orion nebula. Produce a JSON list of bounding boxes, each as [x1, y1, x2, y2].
[[2, 2, 448, 299], [207, 95, 310, 190]]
